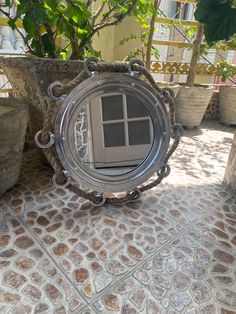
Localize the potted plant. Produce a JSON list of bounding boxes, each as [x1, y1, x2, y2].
[[174, 0, 236, 128], [174, 22, 214, 129], [217, 60, 236, 125], [0, 0, 153, 140]]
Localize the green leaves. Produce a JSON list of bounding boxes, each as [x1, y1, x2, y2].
[[217, 60, 236, 81], [33, 3, 49, 24], [5, 0, 156, 60], [44, 0, 59, 11], [22, 12, 35, 37], [195, 0, 236, 44]]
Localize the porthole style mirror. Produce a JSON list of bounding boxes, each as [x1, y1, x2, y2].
[[54, 72, 170, 193], [35, 59, 182, 206]]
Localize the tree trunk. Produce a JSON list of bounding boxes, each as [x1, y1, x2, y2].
[[146, 0, 161, 71], [70, 30, 82, 60], [186, 23, 204, 87]]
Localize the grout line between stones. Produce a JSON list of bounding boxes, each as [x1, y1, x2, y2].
[[89, 207, 235, 313], [185, 224, 236, 258], [158, 202, 236, 258], [180, 204, 236, 258], [89, 230, 188, 313], [7, 198, 190, 311], [0, 203, 15, 224], [5, 196, 235, 313], [89, 208, 214, 312], [6, 204, 93, 312]]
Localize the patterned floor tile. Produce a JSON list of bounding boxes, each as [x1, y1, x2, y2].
[[145, 182, 219, 226], [2, 150, 56, 215], [0, 201, 12, 223], [194, 197, 236, 255], [93, 230, 236, 313], [19, 196, 182, 300], [1, 121, 236, 312], [145, 122, 235, 226], [0, 216, 85, 313]]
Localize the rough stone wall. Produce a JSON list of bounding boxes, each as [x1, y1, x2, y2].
[[224, 132, 236, 191]]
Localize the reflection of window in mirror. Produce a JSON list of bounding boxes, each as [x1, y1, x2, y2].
[[87, 93, 154, 172]]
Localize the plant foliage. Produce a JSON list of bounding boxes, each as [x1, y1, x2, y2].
[[217, 60, 236, 81], [3, 0, 154, 60], [195, 0, 236, 44]]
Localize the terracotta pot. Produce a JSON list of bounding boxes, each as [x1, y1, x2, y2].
[[219, 85, 236, 125], [0, 57, 83, 141], [0, 98, 27, 196], [175, 85, 214, 128]]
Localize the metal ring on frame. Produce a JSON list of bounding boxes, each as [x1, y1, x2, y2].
[[52, 173, 71, 189], [129, 188, 142, 203], [91, 193, 106, 207], [48, 81, 64, 101], [34, 130, 55, 149], [128, 59, 144, 77], [84, 57, 99, 77], [162, 87, 175, 99], [171, 123, 183, 138], [159, 164, 171, 178], [54, 72, 171, 193]]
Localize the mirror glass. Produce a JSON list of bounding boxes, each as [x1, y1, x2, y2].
[[73, 93, 154, 176]]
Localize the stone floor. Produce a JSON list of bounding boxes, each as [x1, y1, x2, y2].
[[0, 121, 236, 314]]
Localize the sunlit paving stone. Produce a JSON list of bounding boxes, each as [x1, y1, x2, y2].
[[94, 231, 236, 313]]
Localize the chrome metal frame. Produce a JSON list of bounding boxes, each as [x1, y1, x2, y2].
[[54, 73, 171, 193]]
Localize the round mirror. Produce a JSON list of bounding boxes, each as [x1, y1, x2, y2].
[[54, 73, 170, 193], [72, 93, 154, 176]]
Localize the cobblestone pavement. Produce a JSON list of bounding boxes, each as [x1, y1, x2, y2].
[[0, 121, 236, 314]]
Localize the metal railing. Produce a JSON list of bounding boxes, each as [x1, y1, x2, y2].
[[153, 1, 236, 84]]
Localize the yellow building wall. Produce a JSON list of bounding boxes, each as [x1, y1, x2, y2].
[[93, 17, 142, 62], [93, 26, 115, 61]]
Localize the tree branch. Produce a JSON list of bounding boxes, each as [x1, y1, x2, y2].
[[92, 0, 138, 36], [146, 0, 161, 70], [86, 0, 93, 7], [186, 23, 204, 87], [92, 2, 106, 27], [69, 28, 81, 60], [95, 5, 117, 27]]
